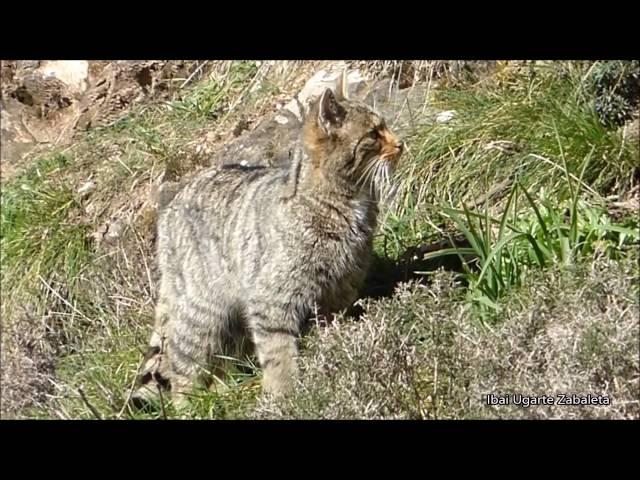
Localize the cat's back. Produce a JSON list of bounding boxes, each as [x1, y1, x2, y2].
[[165, 164, 287, 212], [156, 163, 290, 263]]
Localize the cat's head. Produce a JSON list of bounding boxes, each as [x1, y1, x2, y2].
[[302, 71, 403, 196]]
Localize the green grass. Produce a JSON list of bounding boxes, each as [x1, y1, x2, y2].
[[169, 61, 259, 123], [378, 60, 639, 319], [419, 179, 639, 320], [391, 62, 637, 230], [1, 152, 92, 298]]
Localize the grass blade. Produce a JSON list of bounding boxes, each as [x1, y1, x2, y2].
[[517, 181, 551, 242]]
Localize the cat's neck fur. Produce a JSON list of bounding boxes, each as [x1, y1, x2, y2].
[[298, 148, 360, 200], [284, 145, 378, 237], [284, 138, 361, 202]]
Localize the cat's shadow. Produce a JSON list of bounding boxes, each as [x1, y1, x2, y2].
[[345, 236, 473, 319]]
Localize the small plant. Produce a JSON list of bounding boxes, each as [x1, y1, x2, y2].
[[1, 152, 91, 287], [169, 61, 258, 122], [423, 178, 639, 319], [587, 60, 640, 128]]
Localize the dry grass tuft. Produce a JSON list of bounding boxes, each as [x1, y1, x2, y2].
[[257, 255, 639, 419]]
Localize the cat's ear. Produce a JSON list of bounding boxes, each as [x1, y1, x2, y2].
[[318, 88, 346, 132], [335, 68, 348, 101]]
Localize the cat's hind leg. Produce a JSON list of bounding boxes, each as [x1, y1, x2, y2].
[[167, 295, 243, 409]]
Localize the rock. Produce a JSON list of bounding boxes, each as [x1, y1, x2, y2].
[[37, 61, 89, 94], [214, 107, 303, 169], [435, 110, 455, 123], [75, 61, 203, 132], [77, 180, 96, 198], [208, 65, 436, 172], [17, 61, 40, 70], [105, 220, 124, 243], [360, 78, 434, 136], [282, 64, 367, 120], [6, 72, 81, 147], [1, 61, 211, 179], [1, 61, 88, 167], [0, 97, 37, 165]]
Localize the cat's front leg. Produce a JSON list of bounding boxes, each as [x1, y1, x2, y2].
[[247, 304, 301, 397]]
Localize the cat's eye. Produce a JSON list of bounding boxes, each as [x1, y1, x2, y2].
[[368, 129, 380, 140]]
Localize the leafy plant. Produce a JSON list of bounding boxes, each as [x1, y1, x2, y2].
[[423, 178, 638, 319]]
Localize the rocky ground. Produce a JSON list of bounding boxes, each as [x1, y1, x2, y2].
[[1, 61, 213, 179], [1, 60, 499, 180]]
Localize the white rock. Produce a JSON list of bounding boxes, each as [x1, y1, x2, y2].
[[38, 61, 89, 94], [274, 114, 289, 125], [77, 181, 96, 196], [283, 99, 303, 121], [105, 220, 124, 242], [283, 64, 366, 121], [435, 110, 456, 123]]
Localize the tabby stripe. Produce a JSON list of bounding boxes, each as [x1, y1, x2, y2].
[[172, 327, 207, 349], [222, 179, 248, 211], [253, 323, 298, 337], [299, 195, 349, 226], [168, 338, 202, 364], [181, 305, 225, 326], [259, 357, 281, 370]]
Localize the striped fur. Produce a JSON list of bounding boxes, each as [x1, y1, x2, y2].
[[132, 85, 404, 408]]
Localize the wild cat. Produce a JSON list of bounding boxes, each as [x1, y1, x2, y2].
[[131, 73, 404, 408]]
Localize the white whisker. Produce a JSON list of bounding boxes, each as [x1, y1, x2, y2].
[[355, 154, 401, 204], [357, 156, 379, 189], [373, 160, 386, 200], [369, 162, 378, 198]]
